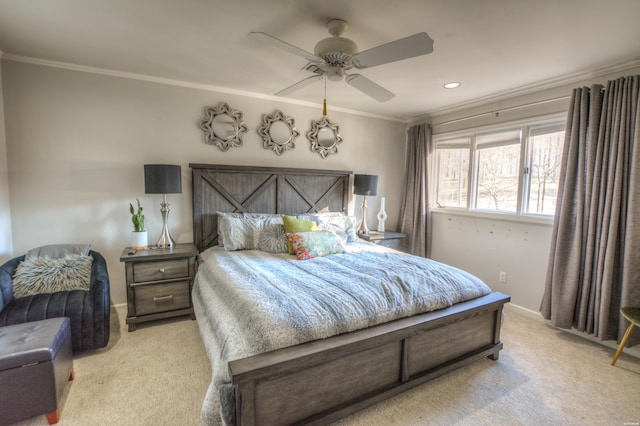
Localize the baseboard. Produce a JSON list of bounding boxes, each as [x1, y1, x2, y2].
[[504, 302, 544, 320], [505, 302, 640, 360]]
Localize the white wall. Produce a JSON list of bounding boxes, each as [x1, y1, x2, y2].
[[0, 56, 13, 263], [431, 211, 552, 312], [1, 60, 406, 305]]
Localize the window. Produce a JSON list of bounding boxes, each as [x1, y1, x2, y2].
[[524, 124, 565, 215], [474, 130, 521, 212], [435, 137, 469, 208], [433, 118, 565, 217]]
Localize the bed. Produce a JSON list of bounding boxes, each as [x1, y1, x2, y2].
[[190, 163, 510, 426]]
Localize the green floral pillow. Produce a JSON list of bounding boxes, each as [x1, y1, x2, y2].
[[282, 215, 318, 254], [285, 230, 346, 260]]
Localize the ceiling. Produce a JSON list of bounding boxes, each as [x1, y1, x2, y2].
[[1, 0, 639, 121]]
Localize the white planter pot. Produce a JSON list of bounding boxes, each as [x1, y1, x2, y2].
[[131, 231, 148, 250]]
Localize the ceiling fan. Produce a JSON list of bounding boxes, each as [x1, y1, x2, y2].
[[249, 19, 434, 103]]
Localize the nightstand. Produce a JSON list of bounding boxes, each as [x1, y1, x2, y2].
[[119, 243, 198, 331], [358, 231, 407, 251]]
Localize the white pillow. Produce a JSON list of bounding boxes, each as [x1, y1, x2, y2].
[[217, 216, 255, 251]]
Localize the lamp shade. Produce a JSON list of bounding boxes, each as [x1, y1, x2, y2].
[[353, 174, 378, 196], [144, 164, 182, 194]]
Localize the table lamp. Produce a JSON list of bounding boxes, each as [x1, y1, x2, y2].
[[354, 174, 378, 235], [144, 164, 182, 248]]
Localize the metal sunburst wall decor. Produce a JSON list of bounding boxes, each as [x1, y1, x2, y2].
[[199, 102, 248, 152]]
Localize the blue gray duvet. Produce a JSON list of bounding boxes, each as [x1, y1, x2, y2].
[[192, 242, 491, 425]]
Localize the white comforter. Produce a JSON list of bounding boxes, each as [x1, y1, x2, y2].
[[192, 242, 491, 425]]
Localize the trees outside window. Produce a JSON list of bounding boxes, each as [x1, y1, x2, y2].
[[436, 139, 469, 208], [526, 125, 565, 215], [476, 143, 520, 211]]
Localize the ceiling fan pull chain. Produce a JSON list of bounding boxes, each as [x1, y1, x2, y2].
[[323, 76, 328, 116]]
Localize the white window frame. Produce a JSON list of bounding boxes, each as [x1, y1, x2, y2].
[[473, 129, 522, 213], [521, 122, 566, 217], [432, 114, 566, 223], [434, 136, 471, 208]]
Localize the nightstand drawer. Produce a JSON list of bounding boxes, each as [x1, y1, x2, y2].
[[133, 281, 190, 316], [132, 258, 189, 282], [377, 238, 403, 250], [358, 231, 406, 252]]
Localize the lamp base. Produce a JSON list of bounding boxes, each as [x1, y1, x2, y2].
[[357, 196, 369, 235], [156, 227, 175, 248], [156, 195, 176, 248]]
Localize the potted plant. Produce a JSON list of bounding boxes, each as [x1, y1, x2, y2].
[[129, 199, 148, 250]]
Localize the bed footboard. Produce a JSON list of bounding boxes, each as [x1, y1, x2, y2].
[[229, 292, 510, 425]]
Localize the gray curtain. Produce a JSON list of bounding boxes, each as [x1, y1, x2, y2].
[[541, 75, 640, 346], [399, 123, 432, 257]]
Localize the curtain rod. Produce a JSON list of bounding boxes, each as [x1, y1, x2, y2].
[[430, 95, 571, 127]]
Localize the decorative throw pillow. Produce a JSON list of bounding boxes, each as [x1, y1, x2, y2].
[[282, 215, 318, 254], [297, 213, 358, 242], [285, 230, 346, 260], [257, 223, 289, 253], [12, 255, 93, 298], [322, 215, 357, 242], [316, 223, 348, 244]]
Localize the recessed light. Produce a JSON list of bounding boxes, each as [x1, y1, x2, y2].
[[443, 82, 461, 89]]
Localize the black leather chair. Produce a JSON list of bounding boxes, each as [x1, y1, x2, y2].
[[0, 250, 110, 353]]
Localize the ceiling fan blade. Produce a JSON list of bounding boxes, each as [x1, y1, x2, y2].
[[345, 74, 395, 102], [275, 74, 324, 96], [351, 32, 434, 69], [249, 32, 322, 64]]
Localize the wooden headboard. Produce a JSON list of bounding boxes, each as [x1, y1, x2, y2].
[[190, 164, 352, 252]]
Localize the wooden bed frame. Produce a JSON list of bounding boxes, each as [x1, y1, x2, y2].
[[190, 163, 510, 426]]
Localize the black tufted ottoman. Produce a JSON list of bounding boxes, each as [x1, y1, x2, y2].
[[0, 317, 74, 425]]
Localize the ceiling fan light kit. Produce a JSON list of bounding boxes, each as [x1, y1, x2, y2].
[[249, 18, 434, 103], [326, 66, 345, 82]]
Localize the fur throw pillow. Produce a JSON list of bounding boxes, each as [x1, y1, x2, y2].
[[12, 254, 93, 298]]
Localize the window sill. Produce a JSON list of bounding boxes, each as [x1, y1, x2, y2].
[[430, 208, 554, 226]]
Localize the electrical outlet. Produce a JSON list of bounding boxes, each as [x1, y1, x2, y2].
[[499, 271, 507, 283]]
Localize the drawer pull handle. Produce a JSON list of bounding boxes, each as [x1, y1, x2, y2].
[[159, 268, 166, 273], [153, 295, 174, 303]]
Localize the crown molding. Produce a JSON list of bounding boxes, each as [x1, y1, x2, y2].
[[2, 53, 404, 123], [410, 58, 640, 126]]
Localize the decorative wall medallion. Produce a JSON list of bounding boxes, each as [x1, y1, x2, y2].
[[199, 102, 248, 151], [307, 117, 342, 159], [257, 110, 299, 155]]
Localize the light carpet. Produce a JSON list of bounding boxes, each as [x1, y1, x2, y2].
[[9, 305, 640, 426]]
